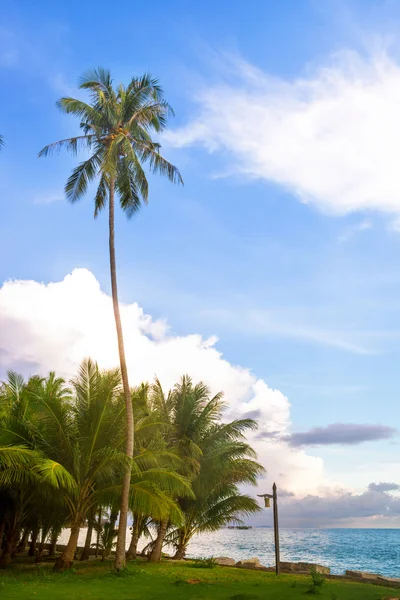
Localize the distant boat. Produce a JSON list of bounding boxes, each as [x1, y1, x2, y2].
[[227, 525, 252, 530]]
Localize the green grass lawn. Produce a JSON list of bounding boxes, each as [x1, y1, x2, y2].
[[0, 559, 398, 600]]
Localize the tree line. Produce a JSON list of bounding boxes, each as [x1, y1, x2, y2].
[[0, 360, 264, 570], [0, 68, 264, 571]]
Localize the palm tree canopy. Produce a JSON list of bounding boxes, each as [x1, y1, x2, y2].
[[39, 68, 183, 217]]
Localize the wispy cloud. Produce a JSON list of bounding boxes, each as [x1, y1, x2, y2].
[[338, 218, 373, 242], [167, 49, 400, 217], [200, 307, 391, 354], [32, 191, 64, 205]]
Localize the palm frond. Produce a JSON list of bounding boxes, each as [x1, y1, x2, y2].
[[65, 153, 101, 202], [38, 135, 94, 158], [32, 459, 77, 492], [94, 174, 108, 217], [79, 67, 113, 94]]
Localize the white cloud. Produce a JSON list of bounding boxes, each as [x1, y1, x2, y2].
[[0, 269, 325, 498], [32, 191, 64, 205], [2, 269, 399, 525], [200, 307, 380, 354], [167, 50, 400, 217], [338, 218, 372, 242]]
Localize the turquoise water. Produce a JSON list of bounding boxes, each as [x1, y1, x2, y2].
[[60, 526, 400, 578], [186, 528, 400, 577]]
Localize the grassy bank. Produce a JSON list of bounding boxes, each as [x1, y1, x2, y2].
[[0, 559, 398, 600]]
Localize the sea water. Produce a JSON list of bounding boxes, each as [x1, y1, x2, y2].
[[59, 527, 400, 578], [185, 528, 400, 577]]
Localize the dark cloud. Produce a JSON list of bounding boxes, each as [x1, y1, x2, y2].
[[277, 489, 295, 498], [287, 423, 396, 447], [252, 484, 400, 528], [242, 409, 263, 420], [368, 482, 400, 492], [255, 430, 281, 441]]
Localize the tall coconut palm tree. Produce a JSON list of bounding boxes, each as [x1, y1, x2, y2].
[[39, 69, 182, 569]]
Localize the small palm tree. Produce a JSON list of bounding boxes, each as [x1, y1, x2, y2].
[[91, 521, 118, 561], [171, 418, 265, 558], [146, 376, 227, 562], [39, 69, 182, 570], [2, 361, 126, 571], [150, 376, 265, 560], [0, 135, 4, 149], [0, 372, 72, 567]]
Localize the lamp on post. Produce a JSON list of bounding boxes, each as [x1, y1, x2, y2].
[[257, 482, 280, 575]]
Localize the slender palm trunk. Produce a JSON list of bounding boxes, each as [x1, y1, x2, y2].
[[0, 524, 16, 568], [28, 527, 38, 557], [0, 520, 5, 551], [80, 516, 94, 561], [17, 528, 29, 553], [53, 519, 80, 572], [109, 178, 134, 571], [148, 520, 168, 563], [173, 533, 187, 559], [48, 529, 59, 558], [126, 518, 140, 560], [95, 506, 102, 558], [109, 508, 118, 532]]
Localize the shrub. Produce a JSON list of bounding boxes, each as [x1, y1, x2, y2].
[[190, 557, 216, 569], [307, 567, 326, 594]]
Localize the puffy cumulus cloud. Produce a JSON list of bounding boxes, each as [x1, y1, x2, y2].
[[167, 50, 400, 217], [0, 268, 324, 496]]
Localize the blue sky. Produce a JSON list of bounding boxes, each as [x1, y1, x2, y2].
[[1, 0, 400, 524]]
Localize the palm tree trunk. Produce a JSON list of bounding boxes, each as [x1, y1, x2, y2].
[[11, 527, 19, 557], [126, 518, 140, 560], [48, 529, 59, 558], [173, 531, 188, 559], [95, 506, 102, 558], [109, 178, 134, 572], [0, 525, 16, 568], [28, 527, 38, 557], [0, 520, 5, 551], [53, 519, 80, 572], [148, 520, 168, 563], [80, 516, 94, 561], [35, 540, 45, 563], [109, 508, 118, 531], [17, 528, 29, 553]]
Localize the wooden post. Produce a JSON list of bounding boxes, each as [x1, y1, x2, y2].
[[257, 484, 280, 575], [272, 483, 280, 575]]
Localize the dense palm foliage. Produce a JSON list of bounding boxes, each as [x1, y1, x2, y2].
[[123, 376, 264, 562], [0, 365, 264, 569], [39, 68, 183, 570]]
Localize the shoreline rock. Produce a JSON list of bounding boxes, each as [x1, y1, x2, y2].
[[214, 557, 236, 566]]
